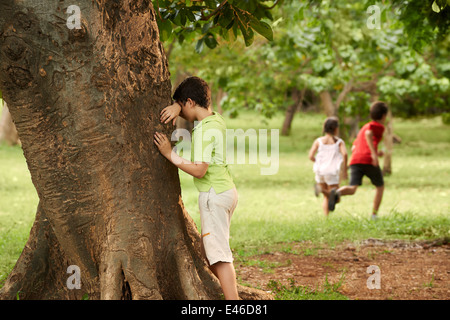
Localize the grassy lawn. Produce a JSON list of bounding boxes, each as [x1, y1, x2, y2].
[[1, 109, 449, 298], [0, 143, 39, 287], [180, 111, 450, 254]]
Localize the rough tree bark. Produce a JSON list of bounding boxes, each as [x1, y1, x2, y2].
[[0, 0, 270, 300]]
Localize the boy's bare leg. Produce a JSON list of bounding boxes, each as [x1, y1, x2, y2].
[[373, 185, 384, 216], [337, 185, 358, 196], [202, 238, 238, 299], [209, 262, 239, 300], [328, 185, 356, 211]]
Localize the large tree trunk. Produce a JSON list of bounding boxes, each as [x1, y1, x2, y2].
[[0, 0, 269, 300], [0, 101, 21, 146]]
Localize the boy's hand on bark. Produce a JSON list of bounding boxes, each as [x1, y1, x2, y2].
[[154, 132, 172, 158], [160, 102, 181, 125]]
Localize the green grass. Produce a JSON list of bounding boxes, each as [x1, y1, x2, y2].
[[267, 275, 349, 300], [1, 110, 449, 294], [0, 143, 38, 287]]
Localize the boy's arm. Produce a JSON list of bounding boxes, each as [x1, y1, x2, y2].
[[160, 102, 182, 125], [308, 140, 319, 162], [154, 132, 209, 179], [364, 130, 378, 166]]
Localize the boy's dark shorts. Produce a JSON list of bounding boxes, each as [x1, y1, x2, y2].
[[349, 164, 384, 187]]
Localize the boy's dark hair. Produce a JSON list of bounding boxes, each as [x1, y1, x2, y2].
[[172, 76, 211, 109], [323, 116, 339, 134], [370, 101, 388, 120]]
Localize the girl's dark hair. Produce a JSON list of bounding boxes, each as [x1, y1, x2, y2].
[[172, 76, 211, 109], [370, 101, 388, 120], [323, 116, 339, 134]]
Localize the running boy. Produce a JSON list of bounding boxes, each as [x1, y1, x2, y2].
[[308, 117, 347, 216], [328, 101, 389, 220], [153, 76, 239, 300]]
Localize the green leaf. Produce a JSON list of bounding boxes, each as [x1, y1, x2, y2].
[[206, 0, 217, 8], [178, 33, 185, 45], [218, 7, 235, 29], [202, 21, 214, 33], [232, 18, 239, 39], [264, 10, 273, 21], [239, 24, 254, 46], [185, 10, 196, 22], [204, 33, 218, 49], [180, 9, 187, 26], [157, 18, 172, 41], [195, 38, 204, 53], [432, 1, 442, 13], [235, 9, 254, 46], [249, 18, 273, 41]]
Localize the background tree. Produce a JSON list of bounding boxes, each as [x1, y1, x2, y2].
[[164, 0, 449, 175]]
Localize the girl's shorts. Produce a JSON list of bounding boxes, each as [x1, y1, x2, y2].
[[198, 187, 238, 266], [315, 173, 340, 185]]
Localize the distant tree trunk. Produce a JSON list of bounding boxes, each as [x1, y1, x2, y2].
[[319, 81, 353, 118], [214, 87, 225, 115], [0, 0, 269, 300], [382, 109, 394, 175], [319, 91, 335, 117], [0, 101, 21, 146], [281, 88, 305, 136]]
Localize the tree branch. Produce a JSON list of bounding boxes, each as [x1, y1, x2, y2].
[[200, 0, 228, 21], [335, 79, 353, 109]]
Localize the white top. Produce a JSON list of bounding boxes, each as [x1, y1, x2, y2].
[[313, 137, 344, 176]]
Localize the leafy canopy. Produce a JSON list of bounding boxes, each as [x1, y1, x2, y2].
[[153, 0, 277, 51]]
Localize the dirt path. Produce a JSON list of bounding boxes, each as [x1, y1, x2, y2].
[[236, 239, 450, 300]]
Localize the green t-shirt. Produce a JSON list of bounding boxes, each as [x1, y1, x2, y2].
[[191, 112, 235, 193]]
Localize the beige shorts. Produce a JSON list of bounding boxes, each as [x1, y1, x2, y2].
[[315, 173, 340, 186], [198, 187, 238, 266]]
